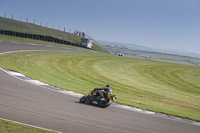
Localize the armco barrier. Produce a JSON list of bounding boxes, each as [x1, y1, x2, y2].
[[0, 30, 83, 48]]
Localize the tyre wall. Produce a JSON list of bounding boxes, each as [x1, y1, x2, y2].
[[0, 30, 85, 48]]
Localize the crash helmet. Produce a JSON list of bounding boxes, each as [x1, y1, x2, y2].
[[106, 85, 111, 88]]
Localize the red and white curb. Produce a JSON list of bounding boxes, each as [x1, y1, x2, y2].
[[1, 67, 200, 126]]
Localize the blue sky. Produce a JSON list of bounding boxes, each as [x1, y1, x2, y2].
[[0, 0, 200, 54]]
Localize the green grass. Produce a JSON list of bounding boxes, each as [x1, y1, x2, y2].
[[0, 51, 199, 121], [0, 119, 55, 133]]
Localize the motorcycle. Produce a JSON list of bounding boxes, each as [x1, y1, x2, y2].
[[79, 89, 117, 108]]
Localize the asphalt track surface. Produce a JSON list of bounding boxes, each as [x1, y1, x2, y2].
[[0, 41, 200, 133]]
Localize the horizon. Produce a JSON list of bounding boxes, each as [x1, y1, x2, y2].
[[98, 40, 200, 58], [0, 0, 200, 54]]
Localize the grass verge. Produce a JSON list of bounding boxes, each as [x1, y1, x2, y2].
[[0, 51, 199, 122], [0, 119, 55, 133]]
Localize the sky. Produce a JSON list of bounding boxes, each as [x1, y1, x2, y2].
[[0, 0, 200, 54]]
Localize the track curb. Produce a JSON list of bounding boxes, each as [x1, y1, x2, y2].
[[1, 67, 200, 126]]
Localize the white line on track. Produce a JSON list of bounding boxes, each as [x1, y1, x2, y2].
[[0, 50, 48, 55], [0, 118, 62, 133], [26, 80, 49, 86], [7, 41, 72, 49], [8, 71, 26, 76]]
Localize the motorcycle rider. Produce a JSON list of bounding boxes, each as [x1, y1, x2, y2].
[[94, 85, 112, 100]]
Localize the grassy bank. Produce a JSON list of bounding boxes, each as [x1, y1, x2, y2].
[[0, 119, 55, 133], [0, 51, 199, 121], [0, 17, 82, 44]]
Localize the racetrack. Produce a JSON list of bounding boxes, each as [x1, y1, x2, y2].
[[0, 41, 200, 133]]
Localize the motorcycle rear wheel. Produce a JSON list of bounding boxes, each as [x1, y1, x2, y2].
[[98, 99, 112, 108]]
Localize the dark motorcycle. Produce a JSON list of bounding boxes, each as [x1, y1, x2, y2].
[[79, 89, 117, 108]]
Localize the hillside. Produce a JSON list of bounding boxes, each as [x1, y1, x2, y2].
[[0, 17, 107, 53], [0, 17, 83, 44], [99, 40, 200, 58]]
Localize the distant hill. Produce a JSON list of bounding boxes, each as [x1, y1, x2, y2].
[[98, 40, 200, 66], [98, 40, 200, 58]]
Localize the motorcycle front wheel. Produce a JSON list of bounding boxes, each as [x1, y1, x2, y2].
[[80, 96, 87, 103], [98, 99, 112, 108]]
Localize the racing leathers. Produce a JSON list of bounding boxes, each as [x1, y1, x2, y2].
[[94, 85, 112, 99]]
